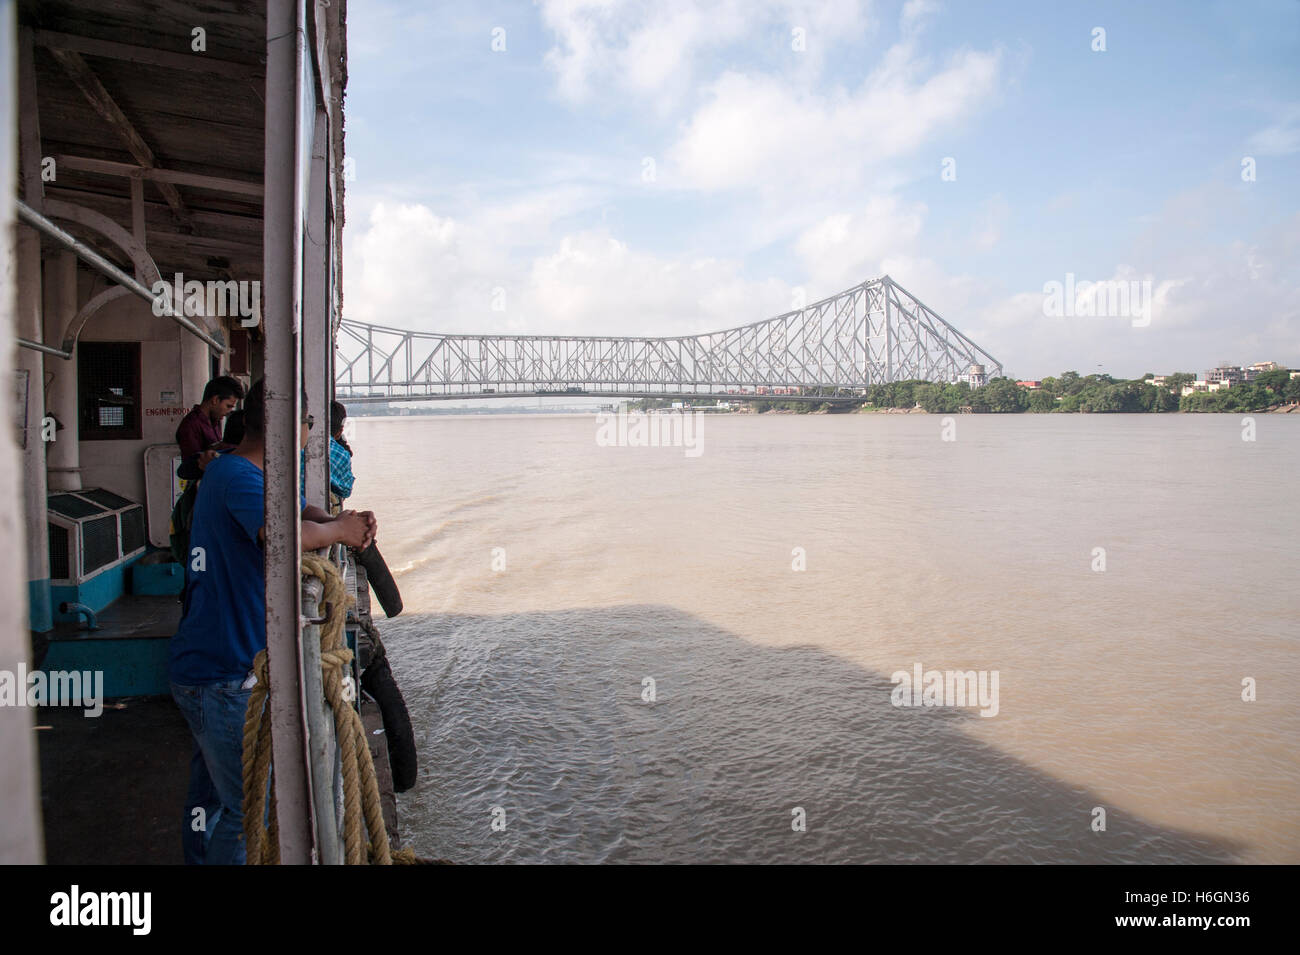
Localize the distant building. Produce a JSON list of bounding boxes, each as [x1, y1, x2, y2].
[[1176, 362, 1289, 393], [1016, 380, 1042, 389], [1204, 363, 1244, 387], [963, 363, 988, 388]]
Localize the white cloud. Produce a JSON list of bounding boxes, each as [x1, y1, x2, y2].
[[539, 0, 873, 106], [665, 46, 1001, 192], [1246, 104, 1300, 157], [344, 201, 794, 339], [971, 194, 1009, 252], [794, 196, 927, 290], [540, 0, 748, 105], [900, 0, 940, 35], [973, 213, 1300, 378], [345, 203, 466, 329], [528, 231, 791, 334]]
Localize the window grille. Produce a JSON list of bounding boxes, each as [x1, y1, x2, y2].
[[78, 342, 141, 440]]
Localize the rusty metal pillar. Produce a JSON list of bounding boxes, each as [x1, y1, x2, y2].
[[262, 0, 314, 864]]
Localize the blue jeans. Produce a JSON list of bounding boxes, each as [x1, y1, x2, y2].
[[171, 678, 253, 865]]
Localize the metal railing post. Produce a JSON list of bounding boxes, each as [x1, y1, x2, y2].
[[300, 574, 342, 865], [263, 0, 314, 865]]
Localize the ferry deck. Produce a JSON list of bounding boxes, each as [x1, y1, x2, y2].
[[0, 0, 400, 864]]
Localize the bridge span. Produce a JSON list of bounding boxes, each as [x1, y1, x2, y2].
[[335, 275, 1001, 403]]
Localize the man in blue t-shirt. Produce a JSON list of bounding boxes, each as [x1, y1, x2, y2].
[[170, 379, 375, 865]]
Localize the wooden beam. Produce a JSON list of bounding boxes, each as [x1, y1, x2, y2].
[[43, 185, 263, 237], [32, 29, 262, 81], [47, 48, 194, 231], [36, 192, 259, 278], [54, 154, 264, 198], [148, 231, 262, 258], [17, 28, 43, 206], [130, 177, 145, 248]]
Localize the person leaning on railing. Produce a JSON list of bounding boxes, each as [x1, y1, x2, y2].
[[328, 400, 355, 503], [326, 399, 402, 618], [298, 400, 354, 511], [167, 378, 377, 865], [321, 399, 414, 790]]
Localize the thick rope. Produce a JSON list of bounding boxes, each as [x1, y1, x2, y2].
[[241, 552, 394, 864]]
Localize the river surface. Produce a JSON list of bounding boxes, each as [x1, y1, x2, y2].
[[346, 412, 1299, 864]]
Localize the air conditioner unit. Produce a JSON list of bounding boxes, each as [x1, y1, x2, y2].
[[47, 488, 147, 585]]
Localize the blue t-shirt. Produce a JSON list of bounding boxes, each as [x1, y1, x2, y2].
[[169, 454, 303, 685]]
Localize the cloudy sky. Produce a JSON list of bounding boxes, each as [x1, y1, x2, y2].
[[341, 0, 1299, 380]]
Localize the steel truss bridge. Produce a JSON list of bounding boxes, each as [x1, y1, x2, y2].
[[336, 276, 1001, 403]]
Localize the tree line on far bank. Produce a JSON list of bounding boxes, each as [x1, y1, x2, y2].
[[908, 369, 1297, 413], [632, 369, 1299, 414]]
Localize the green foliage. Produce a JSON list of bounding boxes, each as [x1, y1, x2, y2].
[[1179, 380, 1293, 412], [1254, 369, 1290, 392], [629, 397, 676, 411], [976, 377, 1029, 413], [1027, 388, 1058, 412], [1058, 371, 1083, 395], [643, 367, 1296, 415]]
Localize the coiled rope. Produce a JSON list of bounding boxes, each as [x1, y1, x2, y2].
[[242, 552, 393, 864]]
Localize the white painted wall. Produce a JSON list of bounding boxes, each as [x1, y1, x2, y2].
[[77, 289, 219, 526]]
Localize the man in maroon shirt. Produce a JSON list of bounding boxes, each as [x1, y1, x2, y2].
[[176, 376, 245, 481]]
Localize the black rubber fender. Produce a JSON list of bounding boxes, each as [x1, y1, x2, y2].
[[356, 541, 403, 618], [362, 652, 418, 792]]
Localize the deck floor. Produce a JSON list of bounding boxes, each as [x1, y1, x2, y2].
[[38, 695, 399, 863], [37, 696, 191, 865]]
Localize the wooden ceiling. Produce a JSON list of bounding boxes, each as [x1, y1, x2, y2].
[[18, 0, 269, 282]]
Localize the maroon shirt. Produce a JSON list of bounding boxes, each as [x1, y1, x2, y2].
[[176, 405, 222, 479]]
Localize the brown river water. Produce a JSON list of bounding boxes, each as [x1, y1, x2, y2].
[[345, 412, 1299, 863]]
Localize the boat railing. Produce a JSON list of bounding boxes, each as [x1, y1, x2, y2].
[[300, 564, 343, 864]]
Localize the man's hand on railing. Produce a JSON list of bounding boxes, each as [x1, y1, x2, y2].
[[331, 510, 371, 550], [302, 506, 369, 551], [358, 510, 378, 550]]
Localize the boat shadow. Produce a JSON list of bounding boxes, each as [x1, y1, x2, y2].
[[381, 604, 1243, 864]]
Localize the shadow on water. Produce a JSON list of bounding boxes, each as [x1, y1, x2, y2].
[[381, 605, 1242, 865]]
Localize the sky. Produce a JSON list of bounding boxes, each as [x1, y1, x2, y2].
[[340, 0, 1300, 380]]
